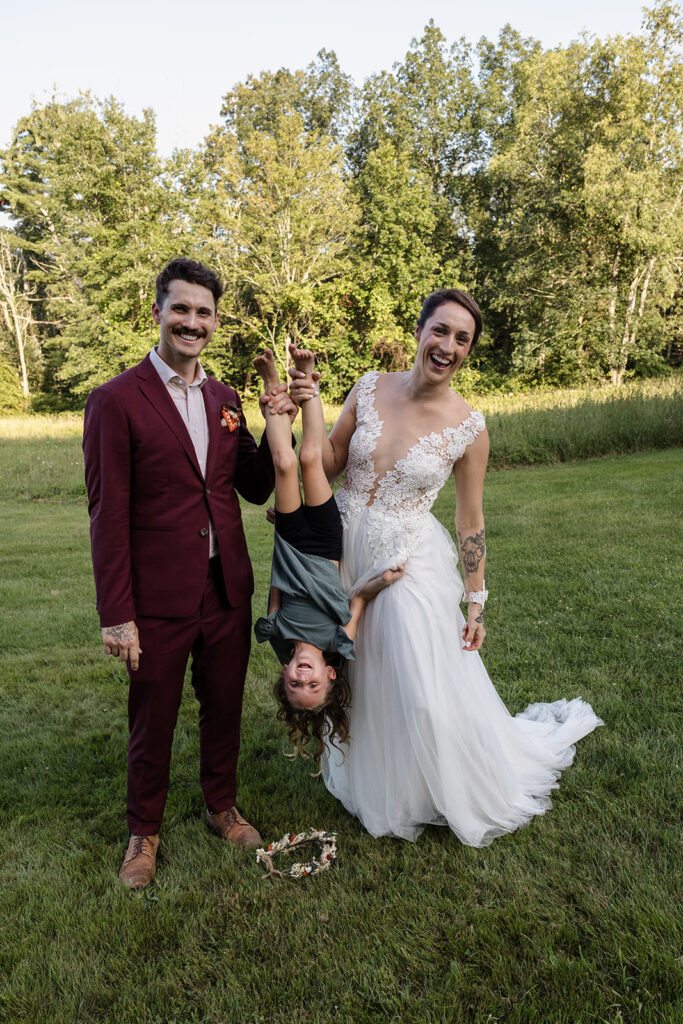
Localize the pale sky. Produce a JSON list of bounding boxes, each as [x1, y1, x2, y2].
[[2, 0, 653, 157]]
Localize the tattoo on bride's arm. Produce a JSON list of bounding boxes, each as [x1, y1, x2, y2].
[[456, 528, 486, 575], [474, 612, 484, 624]]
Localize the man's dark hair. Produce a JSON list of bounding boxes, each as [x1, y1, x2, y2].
[[155, 258, 223, 311], [417, 288, 483, 346]]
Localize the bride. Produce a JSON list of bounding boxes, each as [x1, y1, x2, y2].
[[289, 288, 602, 846]]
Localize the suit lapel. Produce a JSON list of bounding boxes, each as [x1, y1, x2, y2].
[[202, 378, 222, 483], [136, 355, 204, 479]]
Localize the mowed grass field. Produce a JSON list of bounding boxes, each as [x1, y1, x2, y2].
[[0, 383, 681, 1023]]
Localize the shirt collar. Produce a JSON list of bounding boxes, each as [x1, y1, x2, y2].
[[150, 346, 207, 388]]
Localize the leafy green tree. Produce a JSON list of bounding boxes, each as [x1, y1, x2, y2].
[[474, 40, 602, 384], [199, 59, 359, 395], [221, 49, 354, 146], [472, 2, 683, 385], [228, 111, 357, 382], [347, 22, 481, 375], [0, 95, 180, 401], [350, 23, 480, 267], [351, 22, 479, 188], [350, 141, 453, 370], [588, 1, 683, 382], [158, 54, 360, 396]]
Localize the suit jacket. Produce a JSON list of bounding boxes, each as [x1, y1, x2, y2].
[[83, 353, 275, 626]]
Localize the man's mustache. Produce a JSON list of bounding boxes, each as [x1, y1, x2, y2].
[[172, 326, 206, 339]]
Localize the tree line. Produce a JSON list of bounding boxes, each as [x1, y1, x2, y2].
[[0, 1, 681, 409]]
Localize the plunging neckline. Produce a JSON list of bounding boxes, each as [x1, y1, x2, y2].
[[364, 372, 482, 508]]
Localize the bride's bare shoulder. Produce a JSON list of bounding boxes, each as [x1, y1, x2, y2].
[[447, 390, 481, 426], [374, 370, 402, 386]]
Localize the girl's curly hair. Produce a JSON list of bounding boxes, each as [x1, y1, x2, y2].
[[273, 651, 351, 772]]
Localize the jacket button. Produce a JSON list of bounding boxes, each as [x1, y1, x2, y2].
[[205, 488, 211, 496], [199, 528, 209, 537]]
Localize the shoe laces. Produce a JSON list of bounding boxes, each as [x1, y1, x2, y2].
[[211, 807, 239, 826], [130, 835, 155, 858]]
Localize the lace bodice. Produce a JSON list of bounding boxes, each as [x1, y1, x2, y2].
[[336, 371, 486, 561]]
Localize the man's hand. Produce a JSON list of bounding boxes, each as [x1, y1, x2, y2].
[[259, 381, 298, 425], [102, 621, 142, 671]]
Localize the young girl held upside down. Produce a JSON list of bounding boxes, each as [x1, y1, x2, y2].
[[253, 345, 403, 765]]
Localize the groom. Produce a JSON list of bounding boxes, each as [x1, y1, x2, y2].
[[83, 258, 290, 889]]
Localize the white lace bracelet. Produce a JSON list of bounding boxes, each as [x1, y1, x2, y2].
[[464, 587, 488, 608]]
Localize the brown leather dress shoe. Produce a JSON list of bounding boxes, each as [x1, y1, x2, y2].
[[206, 807, 261, 849], [118, 833, 159, 889]]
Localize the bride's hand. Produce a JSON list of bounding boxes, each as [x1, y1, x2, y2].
[[462, 604, 486, 652], [357, 565, 405, 601], [288, 369, 320, 405]]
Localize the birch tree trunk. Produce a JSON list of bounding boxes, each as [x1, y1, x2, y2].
[[611, 267, 643, 385], [0, 234, 31, 398], [628, 256, 657, 352]]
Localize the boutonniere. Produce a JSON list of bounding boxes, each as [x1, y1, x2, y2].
[[221, 403, 240, 432]]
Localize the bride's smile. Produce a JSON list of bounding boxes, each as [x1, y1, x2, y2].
[[414, 300, 474, 385]]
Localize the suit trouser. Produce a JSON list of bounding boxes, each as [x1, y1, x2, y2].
[[125, 562, 251, 835]]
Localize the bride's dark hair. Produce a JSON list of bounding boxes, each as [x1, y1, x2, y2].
[[273, 651, 351, 772], [417, 288, 483, 345]]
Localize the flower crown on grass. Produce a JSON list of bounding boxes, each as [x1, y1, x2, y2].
[[256, 829, 337, 880]]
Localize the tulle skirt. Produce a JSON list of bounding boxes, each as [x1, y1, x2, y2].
[[322, 509, 603, 846]]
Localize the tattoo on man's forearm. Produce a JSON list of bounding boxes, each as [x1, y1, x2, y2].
[[474, 613, 483, 624], [457, 528, 486, 575]]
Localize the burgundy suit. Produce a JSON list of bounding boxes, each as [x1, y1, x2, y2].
[[83, 353, 274, 834]]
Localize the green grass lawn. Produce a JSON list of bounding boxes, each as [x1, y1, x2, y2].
[[0, 429, 681, 1021]]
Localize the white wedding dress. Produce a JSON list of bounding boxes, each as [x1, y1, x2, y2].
[[323, 372, 603, 846]]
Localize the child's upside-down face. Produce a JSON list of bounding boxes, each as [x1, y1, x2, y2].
[[283, 641, 336, 711]]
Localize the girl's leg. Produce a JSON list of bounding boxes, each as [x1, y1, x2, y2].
[[289, 344, 332, 508], [253, 349, 301, 513]]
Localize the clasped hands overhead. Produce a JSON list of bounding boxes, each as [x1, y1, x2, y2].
[[259, 366, 320, 417]]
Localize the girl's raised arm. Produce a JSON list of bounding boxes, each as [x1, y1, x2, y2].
[[289, 374, 360, 483]]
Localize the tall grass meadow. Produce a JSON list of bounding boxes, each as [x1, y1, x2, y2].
[[1, 378, 680, 503]]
